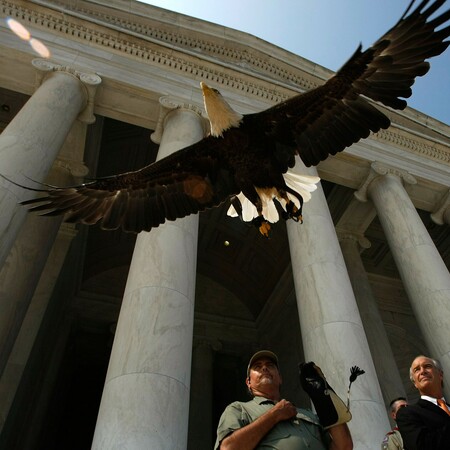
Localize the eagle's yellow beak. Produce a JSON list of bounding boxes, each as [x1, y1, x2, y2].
[[200, 82, 216, 99]]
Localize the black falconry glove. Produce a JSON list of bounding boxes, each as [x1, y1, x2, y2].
[[299, 361, 352, 429]]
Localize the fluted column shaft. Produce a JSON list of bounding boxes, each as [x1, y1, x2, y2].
[[0, 214, 62, 376], [287, 161, 389, 449], [92, 100, 207, 449], [365, 170, 450, 397], [0, 118, 90, 375], [338, 233, 406, 406], [0, 59, 99, 267]]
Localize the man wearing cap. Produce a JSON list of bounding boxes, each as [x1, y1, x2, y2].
[[214, 350, 353, 450]]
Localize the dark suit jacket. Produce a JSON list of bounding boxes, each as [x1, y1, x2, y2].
[[396, 399, 450, 450]]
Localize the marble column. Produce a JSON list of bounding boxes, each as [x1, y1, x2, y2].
[[188, 339, 221, 450], [337, 231, 406, 406], [0, 119, 89, 376], [356, 162, 450, 398], [92, 97, 208, 449], [0, 223, 77, 436], [0, 58, 100, 267], [0, 213, 62, 376], [286, 159, 389, 449]]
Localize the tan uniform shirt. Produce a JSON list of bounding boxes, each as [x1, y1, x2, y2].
[[381, 427, 403, 450], [214, 396, 329, 449]]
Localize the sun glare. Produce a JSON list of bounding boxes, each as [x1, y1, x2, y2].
[[6, 17, 51, 58], [6, 18, 30, 40], [30, 38, 51, 58]]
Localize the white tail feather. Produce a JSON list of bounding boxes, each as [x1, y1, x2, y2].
[[227, 170, 321, 223]]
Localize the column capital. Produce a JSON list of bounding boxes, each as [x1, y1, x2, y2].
[[354, 161, 417, 202], [150, 96, 209, 144], [41, 158, 89, 189], [431, 189, 450, 225], [32, 58, 102, 124], [53, 157, 89, 179], [336, 229, 371, 251]]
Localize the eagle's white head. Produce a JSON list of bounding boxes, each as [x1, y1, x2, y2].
[[200, 82, 243, 137]]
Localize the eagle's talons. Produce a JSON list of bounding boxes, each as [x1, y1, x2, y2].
[[286, 201, 303, 224], [249, 216, 272, 237], [259, 221, 271, 238]]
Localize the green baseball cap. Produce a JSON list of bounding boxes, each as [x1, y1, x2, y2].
[[247, 350, 278, 376]]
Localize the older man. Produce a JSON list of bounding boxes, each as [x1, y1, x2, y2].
[[214, 350, 352, 450], [396, 355, 450, 450]]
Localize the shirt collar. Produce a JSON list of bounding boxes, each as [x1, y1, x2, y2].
[[421, 395, 447, 405], [252, 396, 276, 405]]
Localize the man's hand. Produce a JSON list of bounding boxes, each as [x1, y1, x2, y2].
[[220, 400, 297, 450], [272, 399, 297, 421]]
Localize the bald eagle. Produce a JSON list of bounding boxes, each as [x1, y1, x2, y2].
[[11, 0, 450, 236]]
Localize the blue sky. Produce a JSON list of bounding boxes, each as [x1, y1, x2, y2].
[[139, 0, 450, 125]]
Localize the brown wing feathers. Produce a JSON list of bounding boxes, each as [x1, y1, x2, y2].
[[356, 0, 450, 109], [283, 84, 391, 167], [11, 0, 450, 234], [282, 0, 450, 167], [20, 153, 229, 232]]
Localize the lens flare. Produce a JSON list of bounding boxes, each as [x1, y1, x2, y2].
[[6, 18, 30, 40], [6, 17, 51, 58], [30, 38, 50, 58]]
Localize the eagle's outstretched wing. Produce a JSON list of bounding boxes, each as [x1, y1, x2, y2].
[[17, 137, 239, 233], [256, 0, 450, 167]]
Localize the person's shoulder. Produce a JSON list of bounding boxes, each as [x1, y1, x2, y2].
[[396, 401, 425, 421], [381, 431, 394, 449], [224, 400, 246, 409], [396, 403, 411, 414], [223, 398, 257, 411], [401, 400, 427, 411], [382, 428, 401, 448]]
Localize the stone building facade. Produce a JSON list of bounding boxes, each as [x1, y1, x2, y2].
[[0, 1, 449, 449]]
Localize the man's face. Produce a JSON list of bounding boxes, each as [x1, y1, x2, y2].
[[246, 357, 282, 393], [411, 356, 443, 396]]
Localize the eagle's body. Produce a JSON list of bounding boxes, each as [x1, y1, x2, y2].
[[10, 0, 450, 236]]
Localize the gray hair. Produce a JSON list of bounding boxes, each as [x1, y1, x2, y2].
[[409, 355, 443, 383]]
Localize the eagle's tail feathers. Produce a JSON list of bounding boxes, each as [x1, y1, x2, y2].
[[226, 172, 321, 228]]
